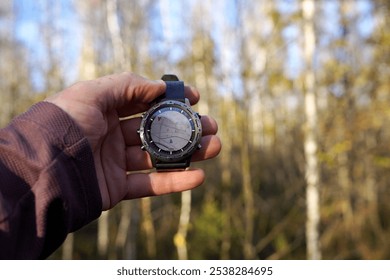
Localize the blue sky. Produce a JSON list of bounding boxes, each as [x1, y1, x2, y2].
[[11, 0, 375, 92], [14, 0, 81, 90]]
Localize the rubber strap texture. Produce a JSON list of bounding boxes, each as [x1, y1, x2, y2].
[[154, 158, 191, 171], [161, 74, 185, 102]]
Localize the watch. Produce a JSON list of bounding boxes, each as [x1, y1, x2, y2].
[[138, 74, 202, 171]]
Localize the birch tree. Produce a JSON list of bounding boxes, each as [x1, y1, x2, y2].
[[302, 0, 321, 260]]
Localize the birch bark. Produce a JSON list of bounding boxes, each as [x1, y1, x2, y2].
[[302, 0, 321, 260]]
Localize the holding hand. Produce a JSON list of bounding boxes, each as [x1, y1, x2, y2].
[[46, 72, 221, 210]]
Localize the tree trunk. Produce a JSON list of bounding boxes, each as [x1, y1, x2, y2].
[[141, 197, 157, 258], [219, 99, 233, 259], [115, 201, 131, 258], [61, 233, 74, 260], [174, 190, 192, 260], [106, 0, 126, 70], [302, 0, 321, 260]]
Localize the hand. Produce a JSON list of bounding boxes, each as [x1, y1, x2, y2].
[[46, 72, 221, 210]]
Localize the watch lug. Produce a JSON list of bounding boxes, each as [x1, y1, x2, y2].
[[161, 74, 179, 81], [185, 98, 190, 106]]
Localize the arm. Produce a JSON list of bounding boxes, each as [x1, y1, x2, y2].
[[0, 102, 102, 259]]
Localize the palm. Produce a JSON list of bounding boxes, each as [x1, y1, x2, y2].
[[91, 110, 128, 210]]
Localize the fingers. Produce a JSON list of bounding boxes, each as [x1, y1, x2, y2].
[[126, 135, 221, 171], [56, 72, 200, 117], [121, 115, 218, 146], [192, 135, 222, 161], [95, 72, 166, 106], [105, 72, 200, 117], [184, 86, 200, 105], [116, 84, 200, 117], [125, 169, 205, 199]]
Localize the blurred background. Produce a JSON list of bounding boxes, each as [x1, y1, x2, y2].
[[1, 0, 390, 260]]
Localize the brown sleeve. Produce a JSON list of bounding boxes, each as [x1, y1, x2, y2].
[[0, 102, 102, 259]]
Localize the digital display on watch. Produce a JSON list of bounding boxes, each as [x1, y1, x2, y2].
[[150, 109, 192, 152], [139, 99, 202, 164]]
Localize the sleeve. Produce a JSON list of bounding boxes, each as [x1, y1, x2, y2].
[[0, 102, 102, 259]]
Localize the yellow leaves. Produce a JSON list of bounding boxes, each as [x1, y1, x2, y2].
[[173, 233, 186, 248], [274, 234, 288, 252], [189, 200, 227, 259], [318, 140, 352, 166], [321, 60, 351, 84], [373, 156, 390, 169]]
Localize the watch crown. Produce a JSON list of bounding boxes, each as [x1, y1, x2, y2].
[[141, 145, 146, 151], [197, 144, 202, 150], [137, 129, 140, 134]]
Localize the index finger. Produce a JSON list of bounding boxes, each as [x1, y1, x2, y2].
[[89, 72, 166, 114], [91, 72, 200, 117]]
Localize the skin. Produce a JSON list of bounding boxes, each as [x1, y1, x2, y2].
[[46, 72, 221, 211]]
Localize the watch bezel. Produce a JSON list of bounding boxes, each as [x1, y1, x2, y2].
[[139, 99, 202, 163]]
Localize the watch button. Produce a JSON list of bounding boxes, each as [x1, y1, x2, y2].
[[141, 145, 146, 151], [197, 144, 202, 150]]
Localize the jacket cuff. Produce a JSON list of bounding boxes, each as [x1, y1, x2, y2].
[[19, 101, 103, 231]]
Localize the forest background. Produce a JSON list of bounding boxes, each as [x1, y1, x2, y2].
[[1, 0, 390, 260]]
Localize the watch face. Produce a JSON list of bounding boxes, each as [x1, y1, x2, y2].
[[139, 100, 202, 162], [150, 110, 192, 151]]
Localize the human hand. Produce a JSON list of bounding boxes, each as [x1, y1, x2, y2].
[[46, 72, 221, 210]]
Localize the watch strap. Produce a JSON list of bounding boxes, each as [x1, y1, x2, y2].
[[154, 158, 191, 171], [160, 74, 185, 102]]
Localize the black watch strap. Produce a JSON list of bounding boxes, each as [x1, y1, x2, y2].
[[160, 74, 185, 102], [154, 158, 191, 171]]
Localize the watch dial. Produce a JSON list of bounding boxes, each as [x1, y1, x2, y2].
[[150, 109, 192, 151]]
